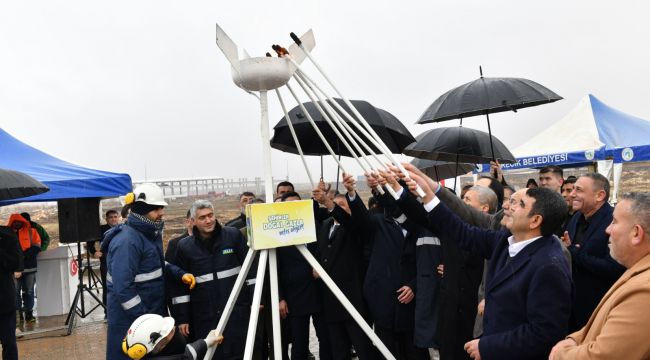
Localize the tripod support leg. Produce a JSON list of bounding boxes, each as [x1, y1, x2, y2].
[[203, 248, 257, 360], [268, 248, 282, 360], [243, 250, 268, 360], [296, 245, 396, 360], [65, 242, 105, 335]]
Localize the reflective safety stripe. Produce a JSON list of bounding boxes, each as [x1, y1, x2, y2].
[[172, 295, 190, 305], [134, 268, 163, 282], [23, 267, 37, 273], [106, 273, 113, 284], [187, 344, 198, 360], [416, 237, 441, 246], [122, 295, 142, 310], [195, 273, 214, 283], [246, 279, 256, 286], [394, 214, 407, 224], [217, 266, 241, 279]]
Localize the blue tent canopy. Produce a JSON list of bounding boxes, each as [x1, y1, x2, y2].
[[477, 94, 650, 172], [0, 128, 132, 203]]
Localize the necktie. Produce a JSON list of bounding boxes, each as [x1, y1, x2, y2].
[[329, 224, 339, 240]]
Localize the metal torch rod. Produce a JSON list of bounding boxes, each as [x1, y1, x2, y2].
[[290, 73, 367, 173], [286, 54, 398, 199], [296, 68, 386, 169], [284, 82, 347, 173], [293, 71, 392, 196], [294, 69, 402, 197], [273, 43, 390, 195], [289, 34, 425, 198], [274, 88, 315, 189]]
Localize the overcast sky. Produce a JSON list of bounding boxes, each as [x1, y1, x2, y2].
[[1, 1, 649, 185]]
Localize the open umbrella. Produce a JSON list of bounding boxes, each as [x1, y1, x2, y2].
[[410, 158, 475, 181], [403, 127, 516, 164], [271, 98, 415, 157], [0, 168, 49, 201], [417, 68, 562, 159]]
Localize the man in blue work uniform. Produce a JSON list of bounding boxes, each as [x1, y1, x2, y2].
[[173, 199, 255, 360], [105, 183, 192, 360]]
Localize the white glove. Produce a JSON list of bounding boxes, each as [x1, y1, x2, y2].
[[205, 330, 223, 347]]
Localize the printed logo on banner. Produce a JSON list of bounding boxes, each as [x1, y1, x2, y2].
[[246, 200, 316, 250], [622, 147, 634, 161], [585, 150, 595, 161]]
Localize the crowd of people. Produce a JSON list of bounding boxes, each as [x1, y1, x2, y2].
[[3, 162, 649, 360], [110, 165, 650, 360]]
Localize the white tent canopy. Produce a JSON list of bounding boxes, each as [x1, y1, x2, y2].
[[477, 94, 650, 202]]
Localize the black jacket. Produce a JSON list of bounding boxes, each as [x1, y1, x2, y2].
[[0, 226, 23, 314], [277, 242, 321, 317], [349, 193, 417, 331], [565, 203, 625, 331], [224, 213, 246, 230], [316, 204, 367, 323]]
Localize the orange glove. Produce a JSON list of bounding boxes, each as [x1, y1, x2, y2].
[[182, 274, 196, 290]]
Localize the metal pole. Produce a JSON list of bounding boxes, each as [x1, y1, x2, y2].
[[260, 91, 275, 202], [485, 112, 496, 162]]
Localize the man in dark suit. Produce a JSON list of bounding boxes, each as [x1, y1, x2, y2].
[[348, 177, 428, 360], [312, 178, 377, 360], [398, 168, 573, 360], [563, 173, 625, 331], [277, 191, 332, 360]]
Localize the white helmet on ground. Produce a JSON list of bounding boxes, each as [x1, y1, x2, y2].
[[122, 314, 175, 359], [133, 183, 168, 206]]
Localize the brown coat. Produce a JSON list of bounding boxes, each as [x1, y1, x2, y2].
[[556, 253, 650, 359]]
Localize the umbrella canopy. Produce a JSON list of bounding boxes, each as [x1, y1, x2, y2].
[[410, 158, 475, 181], [271, 98, 415, 157], [0, 168, 49, 201], [403, 127, 516, 164], [417, 76, 562, 124]]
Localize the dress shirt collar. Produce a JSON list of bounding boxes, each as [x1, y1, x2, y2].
[[507, 235, 542, 257]]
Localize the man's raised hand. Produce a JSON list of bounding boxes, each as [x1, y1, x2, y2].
[[342, 172, 356, 195]]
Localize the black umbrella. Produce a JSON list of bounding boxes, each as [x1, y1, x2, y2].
[[410, 158, 475, 181], [417, 68, 562, 159], [403, 127, 516, 164], [0, 168, 49, 201], [271, 98, 415, 157]]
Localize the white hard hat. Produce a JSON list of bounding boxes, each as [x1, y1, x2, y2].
[[133, 183, 168, 206], [122, 314, 175, 359]]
